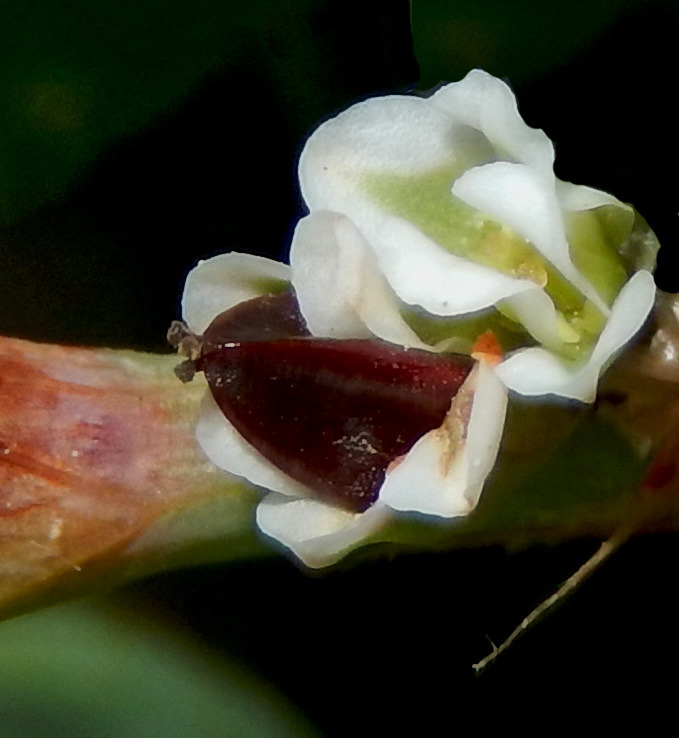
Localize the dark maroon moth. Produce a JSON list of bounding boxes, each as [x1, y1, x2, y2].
[[170, 292, 475, 512]]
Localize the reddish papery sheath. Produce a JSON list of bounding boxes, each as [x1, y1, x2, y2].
[[188, 293, 476, 512]]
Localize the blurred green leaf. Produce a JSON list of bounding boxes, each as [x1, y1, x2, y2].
[[1, 1, 242, 220], [0, 602, 319, 738], [1, 0, 415, 226]]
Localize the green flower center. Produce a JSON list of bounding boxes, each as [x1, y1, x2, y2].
[[363, 165, 632, 360]]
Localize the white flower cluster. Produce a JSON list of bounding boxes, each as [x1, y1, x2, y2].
[[181, 70, 656, 567]]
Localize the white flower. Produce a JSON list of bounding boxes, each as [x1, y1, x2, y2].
[[293, 68, 657, 402], [180, 69, 657, 567], [182, 253, 507, 568]]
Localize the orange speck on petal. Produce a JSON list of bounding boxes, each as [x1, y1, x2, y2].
[[471, 330, 503, 367]]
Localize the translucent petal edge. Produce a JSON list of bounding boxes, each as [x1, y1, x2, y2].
[[182, 253, 291, 334]]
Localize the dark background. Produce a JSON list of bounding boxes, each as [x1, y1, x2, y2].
[[1, 0, 677, 729]]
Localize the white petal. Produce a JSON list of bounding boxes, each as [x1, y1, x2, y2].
[[195, 393, 310, 498], [297, 75, 566, 320], [453, 162, 608, 314], [296, 189, 563, 341], [182, 253, 291, 334], [300, 95, 458, 209], [501, 287, 568, 352], [430, 69, 555, 177], [557, 179, 631, 213], [290, 211, 432, 348], [300, 70, 554, 208], [588, 270, 655, 364], [495, 270, 656, 401], [256, 495, 391, 568], [380, 362, 507, 517], [362, 213, 537, 316]]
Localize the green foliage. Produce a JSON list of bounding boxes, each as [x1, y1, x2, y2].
[[0, 602, 319, 738]]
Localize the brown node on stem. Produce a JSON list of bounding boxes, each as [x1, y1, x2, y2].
[[167, 321, 202, 383]]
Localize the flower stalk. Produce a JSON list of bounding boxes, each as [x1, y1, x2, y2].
[[1, 305, 678, 619], [0, 336, 265, 620]]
